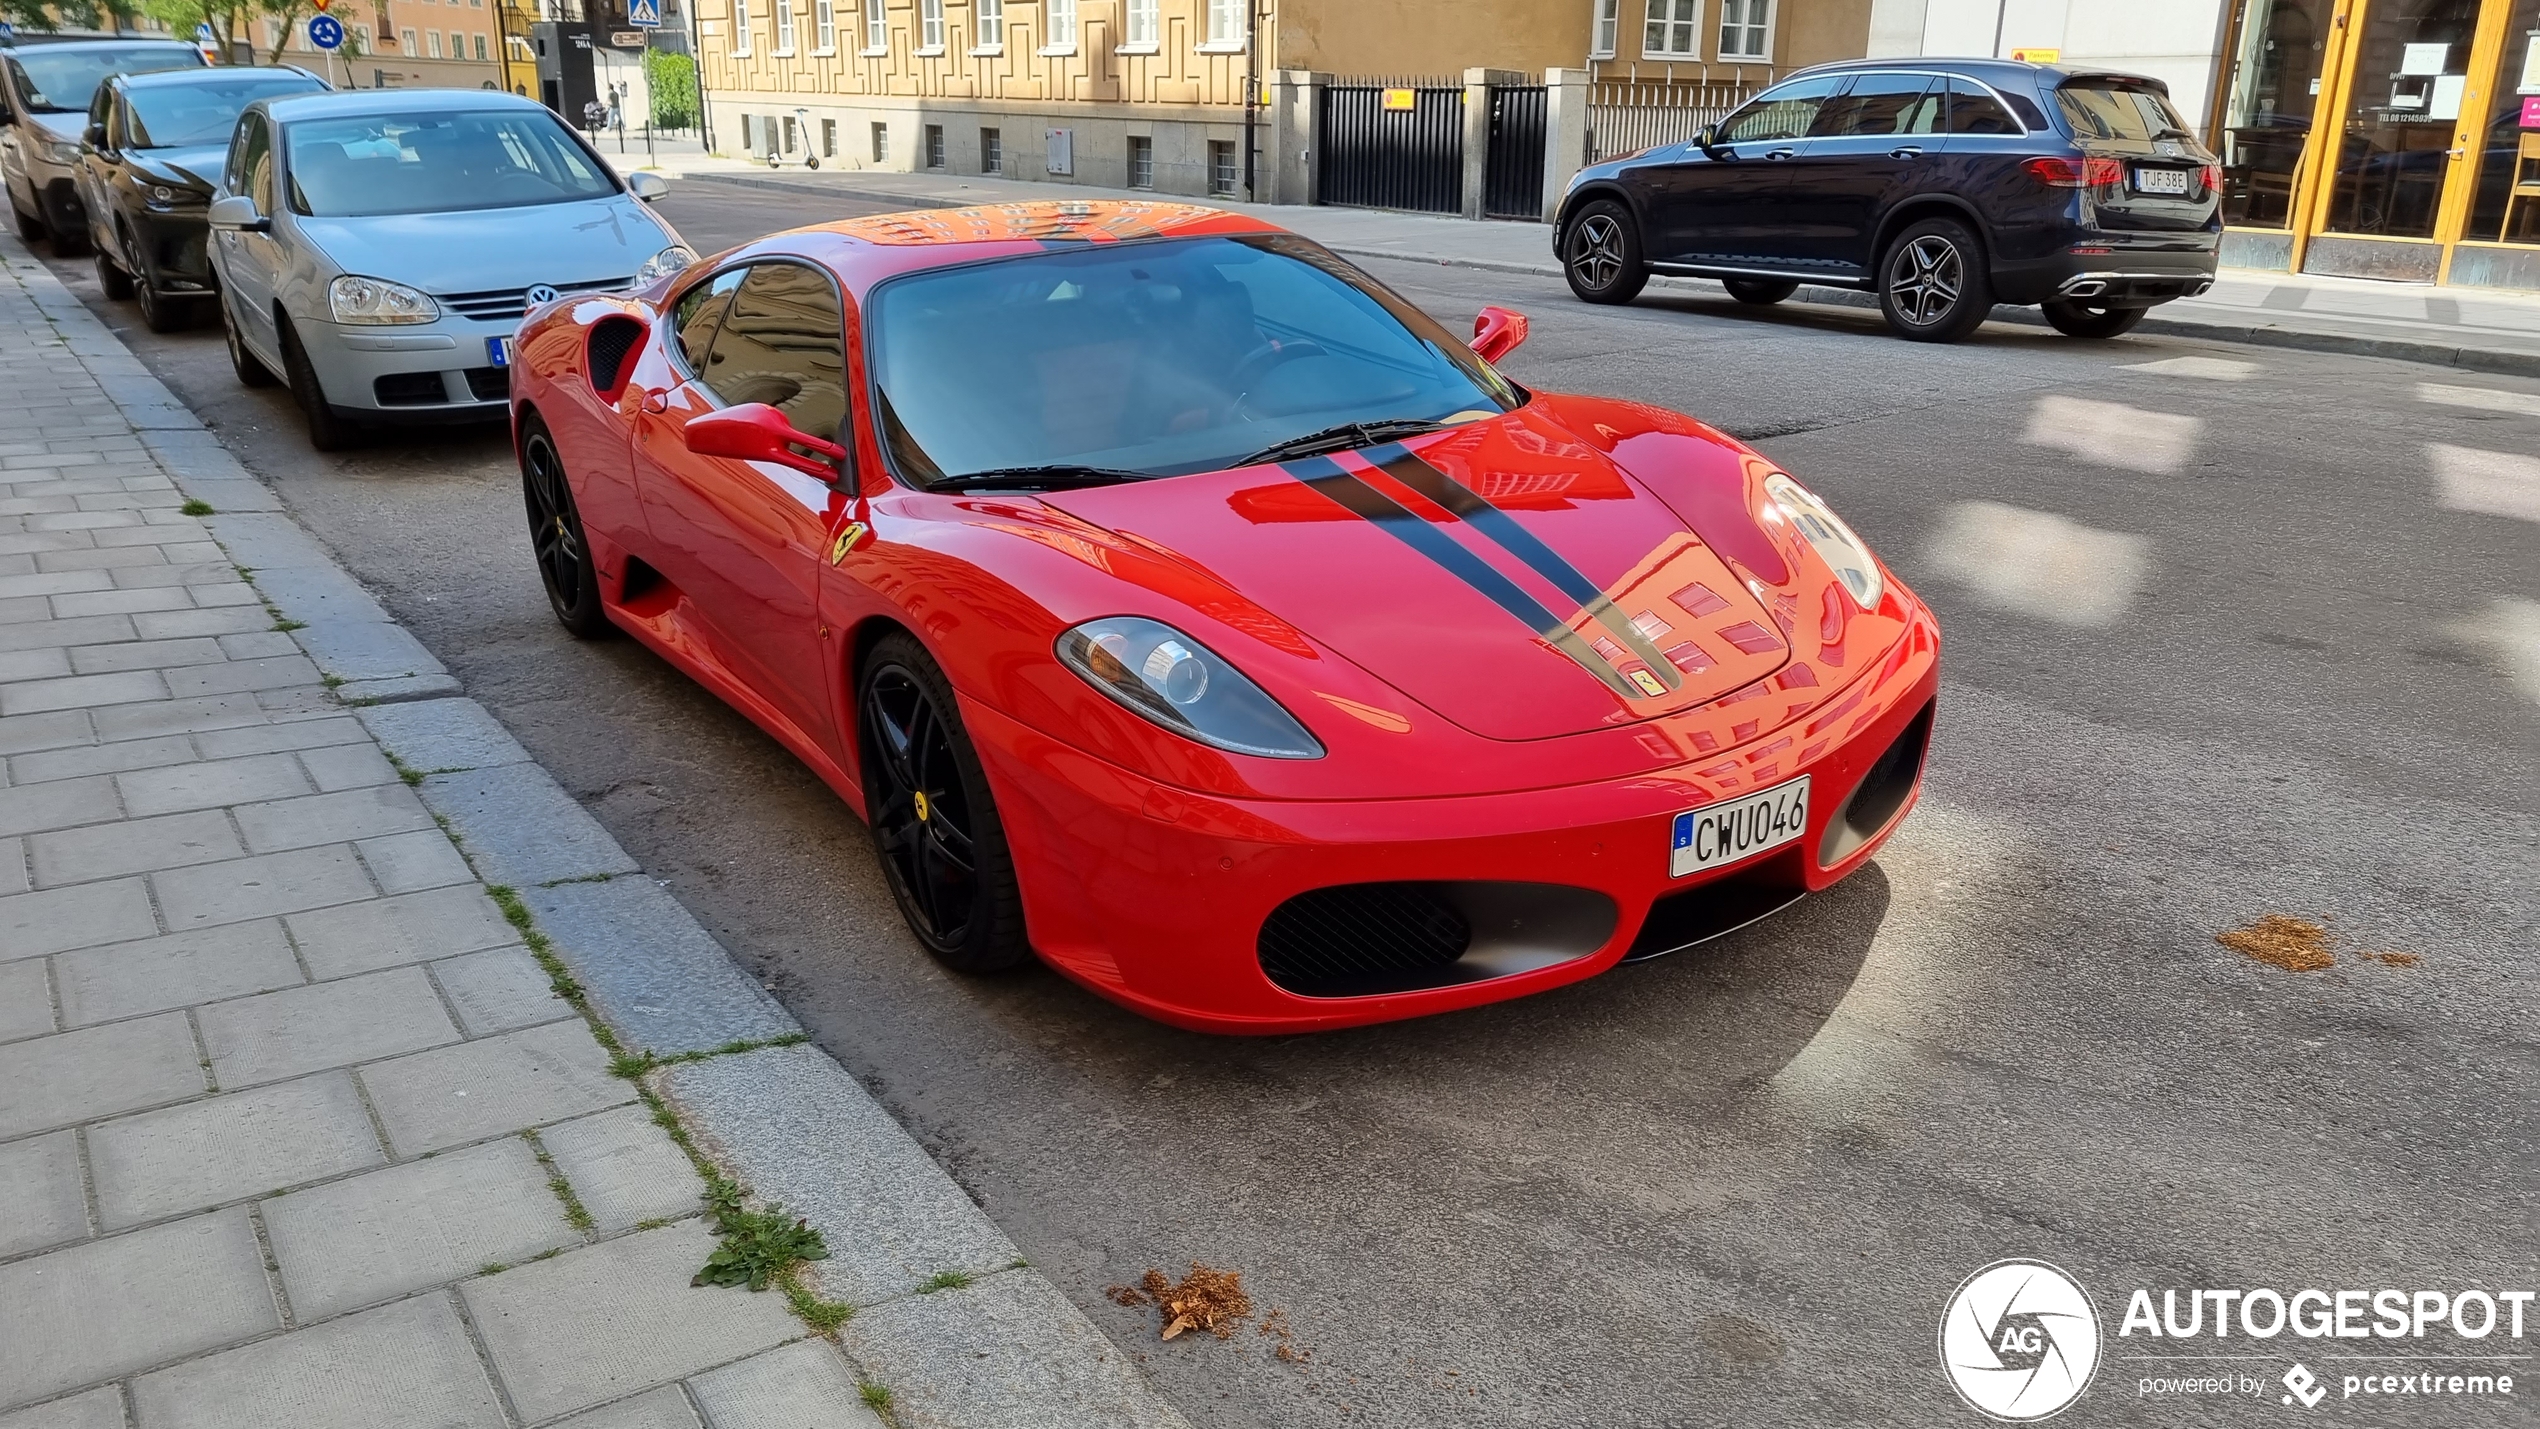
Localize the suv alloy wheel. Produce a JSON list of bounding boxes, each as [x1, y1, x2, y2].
[[1563, 199, 1649, 305], [1877, 217, 1992, 343]]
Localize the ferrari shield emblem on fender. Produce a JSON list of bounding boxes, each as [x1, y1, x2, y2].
[[828, 522, 871, 565]]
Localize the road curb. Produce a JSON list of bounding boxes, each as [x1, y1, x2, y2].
[[7, 234, 1193, 1429]]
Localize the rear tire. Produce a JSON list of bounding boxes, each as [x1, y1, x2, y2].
[[279, 317, 359, 452], [94, 250, 134, 300], [1562, 199, 1649, 305], [10, 196, 42, 243], [48, 213, 87, 258], [221, 294, 277, 388], [1723, 277, 1798, 306], [2040, 298, 2149, 339], [1877, 217, 1992, 343], [858, 631, 1030, 975], [519, 418, 611, 638]]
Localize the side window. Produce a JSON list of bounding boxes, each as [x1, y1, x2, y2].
[[701, 262, 848, 445], [1811, 72, 1941, 138], [1946, 78, 2021, 136], [1718, 76, 1844, 145], [86, 87, 111, 145], [231, 114, 271, 204], [672, 267, 746, 375]]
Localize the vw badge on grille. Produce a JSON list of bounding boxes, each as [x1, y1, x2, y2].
[[525, 284, 560, 305]]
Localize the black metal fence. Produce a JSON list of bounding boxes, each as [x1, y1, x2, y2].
[[1317, 84, 1463, 214], [1482, 85, 1547, 219]]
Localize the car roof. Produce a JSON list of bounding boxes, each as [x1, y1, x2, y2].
[[256, 87, 551, 122], [116, 64, 318, 90], [1787, 55, 2168, 92], [816, 199, 1288, 250], [0, 36, 201, 53]]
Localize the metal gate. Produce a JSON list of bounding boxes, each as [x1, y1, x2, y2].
[[1482, 85, 1547, 220], [1316, 85, 1463, 214]]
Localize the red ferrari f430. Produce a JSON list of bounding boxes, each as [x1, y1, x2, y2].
[[509, 201, 1938, 1034]]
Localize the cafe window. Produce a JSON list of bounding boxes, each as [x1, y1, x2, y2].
[[2217, 0, 2334, 229], [2321, 0, 2477, 239], [2467, 0, 2540, 242]]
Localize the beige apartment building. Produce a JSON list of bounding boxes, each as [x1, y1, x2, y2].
[[252, 1, 506, 90]]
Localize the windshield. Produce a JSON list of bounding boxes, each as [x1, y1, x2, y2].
[[2054, 82, 2195, 144], [284, 109, 619, 217], [866, 235, 1518, 484], [127, 76, 321, 149], [4, 44, 202, 115]]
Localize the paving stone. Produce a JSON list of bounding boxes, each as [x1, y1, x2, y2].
[[214, 631, 299, 661], [0, 1013, 202, 1139], [0, 835, 23, 896], [0, 1131, 87, 1259], [0, 669, 166, 716], [196, 968, 458, 1089], [0, 775, 116, 838], [361, 1019, 630, 1155], [287, 884, 516, 980], [458, 1223, 801, 1423], [297, 742, 395, 792], [153, 845, 375, 929], [264, 1136, 576, 1320], [536, 1105, 702, 1232], [0, 648, 70, 683], [355, 829, 473, 896], [89, 693, 265, 741], [48, 588, 185, 619], [131, 606, 271, 640], [334, 673, 460, 705], [658, 1046, 1017, 1307], [0, 709, 91, 757], [30, 809, 244, 886], [10, 732, 193, 783], [548, 1387, 701, 1429], [290, 621, 445, 684], [0, 615, 135, 653], [0, 957, 54, 1042], [110, 563, 236, 594], [431, 945, 569, 1036], [53, 920, 301, 1026], [418, 766, 639, 888], [356, 699, 531, 773], [162, 656, 318, 698], [128, 1290, 503, 1429], [0, 1386, 124, 1429], [0, 1209, 277, 1409], [186, 583, 260, 609], [193, 716, 367, 760], [89, 1072, 384, 1230], [837, 1270, 1189, 1429], [117, 752, 310, 817], [233, 785, 433, 855], [526, 879, 796, 1058], [67, 637, 223, 675], [0, 572, 112, 604], [688, 1341, 885, 1429]]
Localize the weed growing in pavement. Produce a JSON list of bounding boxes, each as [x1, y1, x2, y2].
[[607, 1033, 809, 1081], [539, 872, 616, 887], [693, 1177, 829, 1292], [635, 1217, 671, 1232], [321, 674, 346, 689], [179, 498, 213, 516], [917, 1270, 973, 1293], [786, 1278, 854, 1333], [479, 1262, 509, 1275], [272, 617, 306, 633], [522, 1131, 597, 1233], [859, 1381, 894, 1413]]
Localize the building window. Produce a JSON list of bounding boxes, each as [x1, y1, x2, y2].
[[1208, 139, 1236, 195], [975, 0, 1000, 48], [917, 0, 942, 51], [400, 25, 417, 52], [871, 121, 888, 162], [774, 0, 793, 51], [1644, 0, 1699, 56], [1127, 134, 1153, 188], [924, 123, 944, 168], [821, 117, 836, 156], [450, 29, 466, 55], [1044, 0, 1075, 49], [1717, 0, 1770, 60], [782, 114, 796, 152], [1123, 0, 1155, 46], [1589, 0, 1619, 59], [813, 0, 832, 48], [1202, 0, 1240, 47], [732, 0, 750, 53], [741, 114, 755, 150], [980, 126, 1001, 173], [427, 28, 443, 54], [473, 31, 487, 57], [863, 1, 884, 51]]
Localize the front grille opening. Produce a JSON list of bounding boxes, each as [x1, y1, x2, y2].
[[1624, 856, 1805, 962], [586, 316, 645, 400], [1818, 700, 1933, 868], [464, 367, 510, 402], [1258, 881, 1618, 999], [372, 371, 448, 406]]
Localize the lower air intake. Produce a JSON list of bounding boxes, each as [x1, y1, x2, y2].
[[1258, 883, 1471, 998]]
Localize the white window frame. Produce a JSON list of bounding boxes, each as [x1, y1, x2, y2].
[[473, 31, 488, 57], [773, 0, 793, 53], [1589, 0, 1619, 60], [1119, 0, 1156, 50], [1197, 0, 1242, 51], [1039, 0, 1075, 54], [400, 25, 418, 52], [1716, 0, 1772, 60], [971, 0, 1001, 53], [731, 0, 752, 54], [427, 28, 444, 55], [861, 1, 884, 53], [1643, 0, 1700, 57], [812, 0, 833, 51], [916, 0, 942, 53]]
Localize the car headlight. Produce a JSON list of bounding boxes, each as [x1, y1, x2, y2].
[[328, 274, 439, 325], [633, 244, 697, 286], [40, 138, 80, 165], [1764, 472, 1884, 610], [1056, 617, 1323, 759], [145, 184, 207, 211]]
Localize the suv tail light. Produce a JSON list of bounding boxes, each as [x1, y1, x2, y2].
[[2199, 162, 2223, 194], [2024, 156, 2126, 188]]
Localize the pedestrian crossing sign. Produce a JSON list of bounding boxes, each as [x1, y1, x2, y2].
[[626, 0, 661, 27]]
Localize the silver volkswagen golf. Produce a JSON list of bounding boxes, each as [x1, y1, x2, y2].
[[207, 88, 695, 450]]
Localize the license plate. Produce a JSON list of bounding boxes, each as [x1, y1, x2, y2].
[[1670, 776, 1809, 878], [487, 336, 514, 367], [2133, 166, 2190, 195]]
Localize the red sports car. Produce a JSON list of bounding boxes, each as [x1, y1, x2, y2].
[[509, 200, 1938, 1034]]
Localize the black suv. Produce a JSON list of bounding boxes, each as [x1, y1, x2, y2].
[[1554, 59, 2221, 342]]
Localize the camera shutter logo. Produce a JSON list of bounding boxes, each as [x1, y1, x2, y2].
[[525, 284, 560, 306], [1939, 1260, 2102, 1421]]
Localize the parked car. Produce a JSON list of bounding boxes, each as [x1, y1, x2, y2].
[[78, 65, 327, 332], [1555, 59, 2222, 342], [206, 88, 695, 450], [1, 36, 204, 257], [507, 200, 1939, 1033]]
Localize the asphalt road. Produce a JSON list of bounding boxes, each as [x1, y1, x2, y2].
[[39, 184, 2539, 1427]]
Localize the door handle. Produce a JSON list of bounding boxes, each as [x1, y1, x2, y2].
[[1890, 145, 1924, 158], [1765, 147, 1796, 161]]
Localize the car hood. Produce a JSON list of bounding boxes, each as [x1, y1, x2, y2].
[[1040, 402, 1796, 742], [132, 144, 224, 192], [27, 112, 82, 145], [291, 197, 669, 293]]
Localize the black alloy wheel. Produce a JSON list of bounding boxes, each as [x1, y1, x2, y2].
[[221, 295, 276, 388], [520, 421, 609, 637], [1877, 217, 1993, 343], [1562, 199, 1649, 305], [133, 270, 189, 333], [94, 249, 134, 299], [1723, 277, 1799, 306], [10, 197, 43, 243], [858, 632, 1029, 974], [278, 317, 358, 451], [2040, 298, 2150, 339]]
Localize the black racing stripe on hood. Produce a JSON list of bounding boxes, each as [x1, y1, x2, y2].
[[1280, 454, 1641, 701], [1364, 442, 1681, 691]]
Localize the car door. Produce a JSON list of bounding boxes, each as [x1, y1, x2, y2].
[[76, 85, 114, 251], [1643, 75, 1843, 266], [1777, 71, 1943, 276], [214, 110, 285, 356], [630, 260, 849, 753]]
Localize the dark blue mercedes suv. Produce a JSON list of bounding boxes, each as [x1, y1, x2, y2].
[[1553, 59, 2222, 343]]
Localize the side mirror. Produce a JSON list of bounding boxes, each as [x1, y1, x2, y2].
[[685, 402, 846, 480], [83, 123, 106, 148], [1471, 305, 1529, 364], [206, 194, 269, 232], [1695, 123, 1724, 157], [626, 170, 669, 201]]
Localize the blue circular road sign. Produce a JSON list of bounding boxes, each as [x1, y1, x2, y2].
[[308, 14, 345, 49]]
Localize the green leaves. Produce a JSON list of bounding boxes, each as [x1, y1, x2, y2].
[[692, 1204, 830, 1292]]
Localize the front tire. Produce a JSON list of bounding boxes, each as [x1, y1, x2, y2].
[[1562, 199, 1649, 305], [858, 632, 1030, 975], [134, 274, 189, 333], [278, 317, 359, 451], [1877, 217, 1992, 343], [1723, 277, 1798, 306], [95, 249, 134, 300], [221, 294, 277, 388], [520, 420, 610, 638], [2040, 298, 2149, 339], [48, 212, 87, 257], [10, 196, 42, 243]]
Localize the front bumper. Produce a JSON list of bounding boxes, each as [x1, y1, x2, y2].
[[297, 313, 513, 421], [973, 602, 1941, 1034], [123, 207, 217, 292]]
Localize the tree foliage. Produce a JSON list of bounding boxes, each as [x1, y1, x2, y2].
[[644, 45, 695, 131]]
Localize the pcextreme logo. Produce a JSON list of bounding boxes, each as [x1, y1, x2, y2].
[[1940, 1260, 2103, 1421]]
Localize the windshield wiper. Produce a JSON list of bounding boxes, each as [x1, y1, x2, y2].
[[932, 464, 1152, 493], [1236, 418, 1454, 468]]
